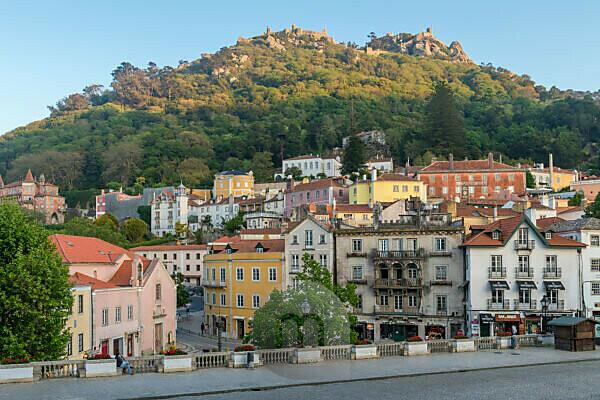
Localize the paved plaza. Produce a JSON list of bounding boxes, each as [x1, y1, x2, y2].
[[3, 348, 600, 400]]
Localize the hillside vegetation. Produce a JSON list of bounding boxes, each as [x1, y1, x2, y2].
[[1, 26, 599, 195]]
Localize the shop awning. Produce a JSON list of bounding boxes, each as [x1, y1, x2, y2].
[[544, 281, 565, 290], [517, 281, 537, 289], [489, 281, 510, 290]]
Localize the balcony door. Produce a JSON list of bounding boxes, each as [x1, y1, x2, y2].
[[518, 256, 529, 273], [491, 255, 503, 273], [518, 227, 529, 244], [492, 289, 504, 305], [546, 255, 557, 272], [406, 238, 417, 251]]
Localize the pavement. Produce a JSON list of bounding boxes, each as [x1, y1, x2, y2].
[[177, 310, 241, 352], [4, 348, 600, 400]]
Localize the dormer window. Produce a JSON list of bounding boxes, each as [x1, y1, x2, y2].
[[545, 232, 552, 240], [256, 244, 264, 253], [492, 231, 500, 240]]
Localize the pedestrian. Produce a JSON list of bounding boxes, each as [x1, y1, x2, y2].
[[115, 352, 132, 375], [201, 322, 205, 336]]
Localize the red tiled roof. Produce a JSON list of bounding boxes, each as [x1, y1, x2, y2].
[[536, 217, 565, 230], [421, 160, 522, 172], [130, 244, 207, 252], [556, 206, 583, 215], [69, 272, 118, 290], [335, 204, 373, 213], [240, 228, 284, 235], [50, 234, 136, 264], [24, 169, 34, 183], [286, 154, 321, 161], [107, 259, 151, 286], [377, 173, 418, 182], [211, 238, 284, 254]]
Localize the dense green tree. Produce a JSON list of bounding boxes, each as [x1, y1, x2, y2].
[[121, 218, 147, 243], [342, 135, 366, 174], [223, 212, 245, 236], [173, 273, 191, 308], [526, 171, 536, 189], [137, 205, 151, 226], [96, 213, 119, 231], [63, 218, 127, 246], [0, 204, 73, 361], [585, 193, 600, 218], [569, 191, 583, 206], [425, 82, 466, 158], [284, 166, 303, 180]]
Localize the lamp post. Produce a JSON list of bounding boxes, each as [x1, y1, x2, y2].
[[540, 295, 549, 333], [301, 298, 311, 316]]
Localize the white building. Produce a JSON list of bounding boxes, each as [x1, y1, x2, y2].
[[364, 156, 394, 172], [278, 154, 342, 179], [151, 184, 188, 237], [131, 244, 208, 287], [189, 196, 240, 229], [547, 218, 600, 319], [463, 215, 585, 337], [285, 216, 335, 288]]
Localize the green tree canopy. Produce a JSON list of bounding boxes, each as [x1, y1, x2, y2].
[[0, 204, 73, 361], [64, 217, 127, 247], [425, 81, 466, 158], [342, 135, 366, 174], [121, 218, 148, 243]]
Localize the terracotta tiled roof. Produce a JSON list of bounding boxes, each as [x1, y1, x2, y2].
[[210, 238, 284, 254], [335, 204, 373, 213], [421, 160, 522, 172], [240, 228, 284, 235], [50, 234, 137, 264], [24, 169, 34, 183], [536, 217, 565, 231], [286, 154, 321, 161], [107, 259, 151, 286], [377, 173, 419, 182], [130, 244, 207, 252], [556, 206, 583, 215], [69, 272, 118, 290]]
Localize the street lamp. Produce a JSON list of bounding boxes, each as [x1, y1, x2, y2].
[[301, 298, 311, 316], [540, 295, 549, 333]]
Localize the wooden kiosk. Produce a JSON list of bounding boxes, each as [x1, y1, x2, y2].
[[548, 316, 598, 352]]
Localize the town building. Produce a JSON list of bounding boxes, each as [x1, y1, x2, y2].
[[151, 184, 189, 237], [463, 216, 585, 337], [96, 187, 173, 221], [526, 154, 578, 192], [189, 196, 240, 230], [571, 178, 600, 201], [278, 154, 342, 179], [285, 217, 334, 288], [417, 153, 526, 201], [284, 178, 348, 218], [0, 169, 65, 224], [213, 170, 254, 200], [342, 130, 386, 148], [51, 234, 177, 356], [241, 192, 285, 229], [349, 171, 427, 205], [546, 218, 600, 319], [131, 244, 208, 286], [203, 238, 286, 339], [333, 204, 374, 227], [65, 283, 93, 359], [335, 208, 465, 341], [364, 155, 394, 172], [441, 201, 521, 233], [254, 181, 289, 199]]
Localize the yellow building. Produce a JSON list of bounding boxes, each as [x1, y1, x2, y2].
[[333, 204, 373, 227], [203, 238, 285, 340], [213, 170, 254, 200], [349, 173, 427, 205], [66, 283, 93, 359]]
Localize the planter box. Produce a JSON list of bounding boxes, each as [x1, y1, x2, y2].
[[352, 344, 378, 360], [229, 351, 261, 368], [452, 339, 476, 353], [405, 341, 429, 356], [294, 348, 322, 364], [0, 364, 34, 384], [84, 359, 117, 378], [496, 336, 512, 349], [163, 355, 193, 373]]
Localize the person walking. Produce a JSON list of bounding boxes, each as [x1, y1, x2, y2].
[[201, 322, 206, 336]]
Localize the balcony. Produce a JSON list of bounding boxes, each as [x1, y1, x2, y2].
[[487, 299, 510, 310], [202, 280, 226, 288], [372, 249, 426, 260], [548, 300, 565, 311], [430, 249, 452, 257], [488, 266, 507, 279], [514, 240, 535, 250], [347, 278, 368, 285], [346, 252, 367, 258], [513, 299, 537, 311], [373, 278, 423, 289], [290, 265, 301, 274], [543, 267, 562, 279], [374, 305, 420, 314], [429, 280, 453, 286], [515, 268, 534, 279]]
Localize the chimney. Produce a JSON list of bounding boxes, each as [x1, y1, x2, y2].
[[371, 169, 377, 182], [493, 206, 498, 222], [488, 152, 494, 169], [449, 153, 454, 170], [549, 153, 554, 190]]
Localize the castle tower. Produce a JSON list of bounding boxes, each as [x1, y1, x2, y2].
[[266, 26, 272, 35], [426, 26, 433, 35], [175, 183, 189, 231]]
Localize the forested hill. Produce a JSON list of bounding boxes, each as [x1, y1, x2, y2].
[[2, 25, 600, 194]]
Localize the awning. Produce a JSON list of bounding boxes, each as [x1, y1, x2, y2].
[[495, 313, 521, 322], [489, 281, 510, 290], [479, 313, 495, 324], [517, 281, 537, 289], [544, 281, 565, 290]]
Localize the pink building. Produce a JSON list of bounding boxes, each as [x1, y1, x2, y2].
[[284, 178, 349, 218], [51, 234, 177, 356]]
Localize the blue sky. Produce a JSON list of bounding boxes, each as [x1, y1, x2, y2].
[[1, 0, 599, 134]]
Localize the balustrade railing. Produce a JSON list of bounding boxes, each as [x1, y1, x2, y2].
[[320, 345, 352, 360], [35, 360, 84, 380], [258, 348, 295, 364], [376, 342, 404, 357], [129, 356, 161, 374], [194, 352, 229, 369], [427, 340, 452, 353]]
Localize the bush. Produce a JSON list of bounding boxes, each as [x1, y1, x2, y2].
[[355, 338, 372, 345], [88, 353, 112, 360], [234, 344, 256, 352], [496, 332, 512, 337], [407, 336, 423, 342], [160, 346, 187, 355], [454, 334, 470, 340], [1, 357, 30, 365]]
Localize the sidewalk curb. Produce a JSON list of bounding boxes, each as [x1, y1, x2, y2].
[[117, 356, 600, 400]]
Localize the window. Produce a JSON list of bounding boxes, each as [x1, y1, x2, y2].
[[519, 288, 531, 304], [492, 289, 504, 304], [408, 295, 417, 308], [292, 254, 300, 270], [220, 293, 226, 306], [492, 231, 500, 240], [212, 292, 216, 305], [394, 295, 403, 310], [78, 333, 84, 353], [407, 268, 418, 279], [414, 185, 420, 192], [545, 255, 557, 271], [491, 255, 503, 271], [292, 235, 299, 245], [442, 186, 448, 194], [442, 174, 448, 182], [237, 294, 244, 308], [220, 268, 226, 282], [545, 232, 552, 240], [196, 253, 201, 260], [352, 266, 363, 280], [163, 253, 167, 260], [252, 267, 260, 281], [319, 254, 328, 267], [434, 237, 447, 252], [429, 187, 436, 196], [268, 267, 277, 282], [319, 234, 326, 244], [592, 235, 600, 246], [402, 185, 408, 192], [592, 259, 600, 271], [127, 305, 134, 320], [352, 239, 363, 253], [546, 289, 558, 304], [518, 255, 529, 272], [196, 265, 201, 272], [236, 267, 244, 281], [435, 265, 447, 281], [186, 265, 190, 271], [378, 239, 389, 252], [115, 306, 121, 323], [592, 282, 600, 295], [155, 284, 162, 301], [186, 253, 190, 260], [102, 308, 109, 326], [393, 185, 399, 192], [67, 334, 73, 356], [379, 294, 388, 306], [305, 230, 313, 247], [211, 268, 216, 281], [436, 295, 447, 314], [252, 295, 261, 309], [78, 294, 84, 314]]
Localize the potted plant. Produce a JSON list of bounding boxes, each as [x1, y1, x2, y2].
[[160, 346, 193, 373], [230, 344, 260, 368], [84, 353, 117, 378], [496, 332, 513, 349], [0, 357, 33, 384], [452, 334, 476, 352], [352, 338, 378, 360], [405, 336, 429, 356]]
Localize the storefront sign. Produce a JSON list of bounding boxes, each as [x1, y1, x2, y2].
[[517, 281, 537, 289], [479, 313, 495, 324], [489, 281, 510, 290], [495, 314, 520, 322], [544, 281, 565, 290], [471, 323, 480, 337]]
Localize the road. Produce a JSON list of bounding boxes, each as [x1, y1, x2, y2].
[[183, 360, 600, 400]]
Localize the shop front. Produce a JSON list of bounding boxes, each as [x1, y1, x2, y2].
[[494, 313, 521, 335], [380, 321, 418, 341], [479, 313, 495, 337], [524, 315, 542, 334], [354, 322, 375, 341]]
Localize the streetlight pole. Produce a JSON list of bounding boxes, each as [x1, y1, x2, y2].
[[540, 295, 549, 333]]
